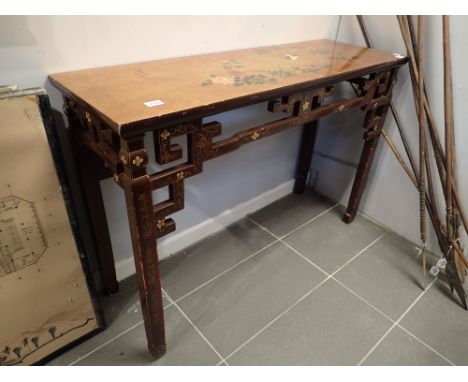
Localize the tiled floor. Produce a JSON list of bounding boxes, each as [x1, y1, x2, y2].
[[48, 190, 468, 366]]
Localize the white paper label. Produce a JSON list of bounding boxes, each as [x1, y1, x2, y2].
[[144, 100, 164, 107], [429, 266, 440, 277], [436, 258, 447, 270]]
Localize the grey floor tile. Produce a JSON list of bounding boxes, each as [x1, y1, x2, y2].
[[160, 218, 276, 300], [335, 233, 433, 320], [177, 241, 326, 357], [248, 190, 334, 237], [399, 279, 468, 365], [228, 279, 392, 365], [362, 326, 450, 365], [283, 206, 385, 273], [162, 294, 171, 308], [48, 275, 170, 365], [75, 305, 221, 366], [49, 195, 464, 367]]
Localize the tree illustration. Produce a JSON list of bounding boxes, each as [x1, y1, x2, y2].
[[48, 326, 57, 339], [23, 337, 32, 352], [13, 347, 21, 359], [31, 337, 39, 348]]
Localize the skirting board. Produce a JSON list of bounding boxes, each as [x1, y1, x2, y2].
[[114, 179, 295, 281]]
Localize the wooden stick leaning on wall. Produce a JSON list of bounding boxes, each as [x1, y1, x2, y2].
[[443, 15, 456, 288], [403, 16, 468, 239], [399, 16, 468, 283], [356, 15, 467, 308], [399, 16, 445, 250], [405, 17, 446, 175], [442, 16, 465, 285], [442, 16, 466, 284], [406, 19, 442, 180], [406, 16, 460, 268], [406, 15, 466, 305], [398, 16, 443, 221], [380, 130, 417, 186], [406, 15, 462, 241], [417, 16, 427, 287], [401, 15, 466, 305], [443, 16, 467, 287]]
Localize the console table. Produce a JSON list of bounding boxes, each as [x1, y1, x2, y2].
[[49, 39, 407, 359]]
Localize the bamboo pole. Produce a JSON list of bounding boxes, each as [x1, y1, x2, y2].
[[401, 16, 468, 238], [437, 15, 459, 230], [405, 16, 446, 165], [440, 15, 465, 281], [356, 16, 467, 307], [403, 17, 468, 290], [442, 15, 466, 306], [444, 15, 454, 246], [417, 16, 427, 286], [381, 130, 417, 187], [406, 15, 460, 235], [399, 16, 441, 223]]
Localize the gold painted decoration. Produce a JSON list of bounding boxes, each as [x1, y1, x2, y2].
[[132, 155, 144, 167], [251, 131, 260, 141]]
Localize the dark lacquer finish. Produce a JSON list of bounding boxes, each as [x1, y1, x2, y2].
[[50, 39, 407, 359]]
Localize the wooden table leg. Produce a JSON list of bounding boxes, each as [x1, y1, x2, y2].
[[294, 120, 319, 194], [76, 149, 120, 295], [344, 104, 390, 224], [123, 174, 166, 358], [343, 135, 380, 223]]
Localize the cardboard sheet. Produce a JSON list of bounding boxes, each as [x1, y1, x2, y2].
[[0, 92, 99, 365]]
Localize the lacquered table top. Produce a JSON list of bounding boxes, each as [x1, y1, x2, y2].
[[49, 39, 406, 133]]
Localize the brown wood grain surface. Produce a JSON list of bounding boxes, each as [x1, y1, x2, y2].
[[49, 39, 405, 133]]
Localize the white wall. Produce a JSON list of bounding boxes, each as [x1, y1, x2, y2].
[[0, 16, 340, 278]]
